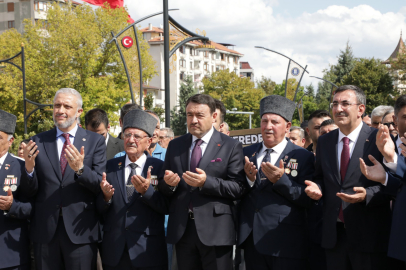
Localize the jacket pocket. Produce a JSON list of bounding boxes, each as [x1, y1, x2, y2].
[[213, 204, 232, 215]]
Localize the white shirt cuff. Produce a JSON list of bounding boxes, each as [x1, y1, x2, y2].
[[246, 176, 255, 187], [383, 154, 397, 174], [383, 172, 388, 186], [26, 168, 34, 177]]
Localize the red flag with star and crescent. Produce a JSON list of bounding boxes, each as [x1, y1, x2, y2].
[[82, 0, 134, 23]]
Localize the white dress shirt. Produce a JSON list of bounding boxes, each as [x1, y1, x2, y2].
[[56, 125, 78, 160], [247, 139, 288, 187], [105, 133, 109, 146], [124, 153, 147, 186], [396, 136, 402, 154], [337, 122, 396, 186], [0, 152, 8, 170]]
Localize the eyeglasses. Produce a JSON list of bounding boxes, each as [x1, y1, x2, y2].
[[123, 133, 149, 141], [383, 122, 395, 128], [159, 136, 170, 140], [330, 102, 360, 109]]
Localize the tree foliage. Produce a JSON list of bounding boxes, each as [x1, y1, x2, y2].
[[0, 3, 156, 135], [332, 41, 355, 84], [256, 76, 276, 95], [202, 69, 264, 131], [341, 58, 395, 113], [171, 75, 196, 136]]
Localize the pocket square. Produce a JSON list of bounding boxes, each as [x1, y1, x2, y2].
[[211, 158, 222, 162]]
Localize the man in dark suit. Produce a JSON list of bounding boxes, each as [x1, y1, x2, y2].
[[0, 110, 32, 270], [85, 108, 124, 161], [305, 85, 397, 270], [97, 109, 168, 270], [23, 88, 106, 270], [238, 95, 315, 270], [158, 94, 247, 270]]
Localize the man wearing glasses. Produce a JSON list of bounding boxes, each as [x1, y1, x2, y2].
[[159, 128, 174, 149], [305, 85, 398, 270], [97, 109, 168, 270], [381, 107, 398, 138]]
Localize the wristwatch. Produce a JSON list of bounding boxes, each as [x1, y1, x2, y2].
[[75, 165, 85, 176]]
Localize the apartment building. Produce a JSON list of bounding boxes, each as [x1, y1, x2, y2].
[[240, 61, 254, 82]]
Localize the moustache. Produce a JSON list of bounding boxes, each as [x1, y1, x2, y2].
[[264, 130, 274, 134], [126, 143, 138, 148], [55, 113, 67, 118], [335, 112, 347, 117]]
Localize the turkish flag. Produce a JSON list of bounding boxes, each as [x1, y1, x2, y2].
[[82, 0, 134, 23]]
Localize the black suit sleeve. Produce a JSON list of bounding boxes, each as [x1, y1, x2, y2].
[[199, 141, 248, 200], [74, 135, 106, 194]]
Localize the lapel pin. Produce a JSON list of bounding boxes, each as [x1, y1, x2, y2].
[[366, 139, 369, 142], [217, 144, 221, 147], [82, 138, 86, 141], [118, 162, 122, 169], [252, 152, 256, 157]]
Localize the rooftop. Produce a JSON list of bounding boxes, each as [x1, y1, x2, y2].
[[383, 32, 405, 64], [240, 62, 253, 69]]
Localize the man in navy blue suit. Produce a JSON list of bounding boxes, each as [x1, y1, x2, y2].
[[22, 88, 106, 270], [97, 109, 168, 270], [305, 85, 398, 270], [238, 95, 315, 270], [0, 110, 32, 270]]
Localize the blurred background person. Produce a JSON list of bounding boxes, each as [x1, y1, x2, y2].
[[319, 119, 338, 136], [213, 99, 226, 131], [371, 105, 393, 129], [362, 114, 372, 127], [306, 110, 331, 153], [300, 120, 312, 149], [289, 126, 306, 147], [219, 121, 230, 136], [381, 107, 398, 137], [159, 128, 174, 149]]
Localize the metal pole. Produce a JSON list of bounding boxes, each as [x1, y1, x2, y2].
[[293, 65, 307, 102], [284, 59, 291, 98], [164, 0, 170, 127], [132, 25, 143, 106], [249, 115, 252, 129], [22, 46, 27, 134], [111, 31, 135, 104]]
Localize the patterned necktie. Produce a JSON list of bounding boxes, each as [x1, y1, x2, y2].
[[126, 163, 137, 201], [339, 137, 350, 223], [190, 139, 204, 173], [259, 148, 273, 181], [60, 133, 71, 177]]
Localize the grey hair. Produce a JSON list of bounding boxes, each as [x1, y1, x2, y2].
[[371, 105, 393, 118], [222, 122, 230, 132], [161, 127, 174, 138], [334, 85, 366, 106], [381, 107, 395, 122], [7, 134, 13, 141], [54, 88, 83, 109], [290, 126, 305, 139]]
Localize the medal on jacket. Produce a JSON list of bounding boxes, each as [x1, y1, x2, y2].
[[287, 159, 298, 177], [3, 176, 12, 192]]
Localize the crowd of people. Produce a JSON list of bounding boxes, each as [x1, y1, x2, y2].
[[0, 85, 406, 270]]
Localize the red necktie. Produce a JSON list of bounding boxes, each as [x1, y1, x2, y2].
[[60, 133, 71, 177], [339, 137, 350, 223]]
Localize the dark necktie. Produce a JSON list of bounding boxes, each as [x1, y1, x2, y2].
[[60, 133, 71, 177], [339, 137, 350, 222], [126, 163, 137, 201], [190, 139, 203, 173], [259, 148, 273, 181]]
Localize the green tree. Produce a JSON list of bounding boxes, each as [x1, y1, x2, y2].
[[202, 69, 264, 130], [0, 3, 156, 135], [171, 75, 196, 135], [341, 58, 395, 113], [256, 76, 276, 95], [315, 67, 337, 111], [332, 41, 355, 84], [306, 83, 315, 98], [144, 92, 154, 110]]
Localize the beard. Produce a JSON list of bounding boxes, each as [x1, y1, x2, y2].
[[53, 113, 77, 129]]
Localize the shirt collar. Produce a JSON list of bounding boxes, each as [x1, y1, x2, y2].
[[56, 124, 78, 138], [105, 133, 109, 146], [338, 121, 363, 143], [396, 136, 402, 150], [192, 127, 215, 145], [154, 143, 164, 154], [125, 153, 147, 170], [261, 137, 288, 155], [0, 152, 8, 166]]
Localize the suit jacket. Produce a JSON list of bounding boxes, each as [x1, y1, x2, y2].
[[97, 155, 168, 268], [314, 123, 392, 252], [158, 128, 247, 246], [26, 127, 106, 244], [106, 135, 125, 161], [0, 153, 32, 269], [238, 139, 315, 258]]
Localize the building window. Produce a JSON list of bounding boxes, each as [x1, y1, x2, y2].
[[180, 59, 186, 68], [8, 21, 15, 29], [35, 19, 48, 29], [34, 1, 47, 11], [234, 56, 238, 64], [212, 66, 214, 72], [180, 72, 185, 81], [190, 62, 193, 69], [179, 45, 185, 54], [221, 53, 225, 61], [212, 53, 215, 60], [204, 51, 208, 58], [216, 65, 220, 71], [203, 63, 208, 71], [194, 74, 200, 82], [190, 47, 193, 55], [7, 2, 14, 12]]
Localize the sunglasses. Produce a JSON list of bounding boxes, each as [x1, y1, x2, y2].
[[383, 122, 395, 128]]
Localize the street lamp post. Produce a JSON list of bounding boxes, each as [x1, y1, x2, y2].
[[226, 110, 254, 129]]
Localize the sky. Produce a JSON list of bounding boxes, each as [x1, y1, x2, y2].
[[80, 0, 406, 89]]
